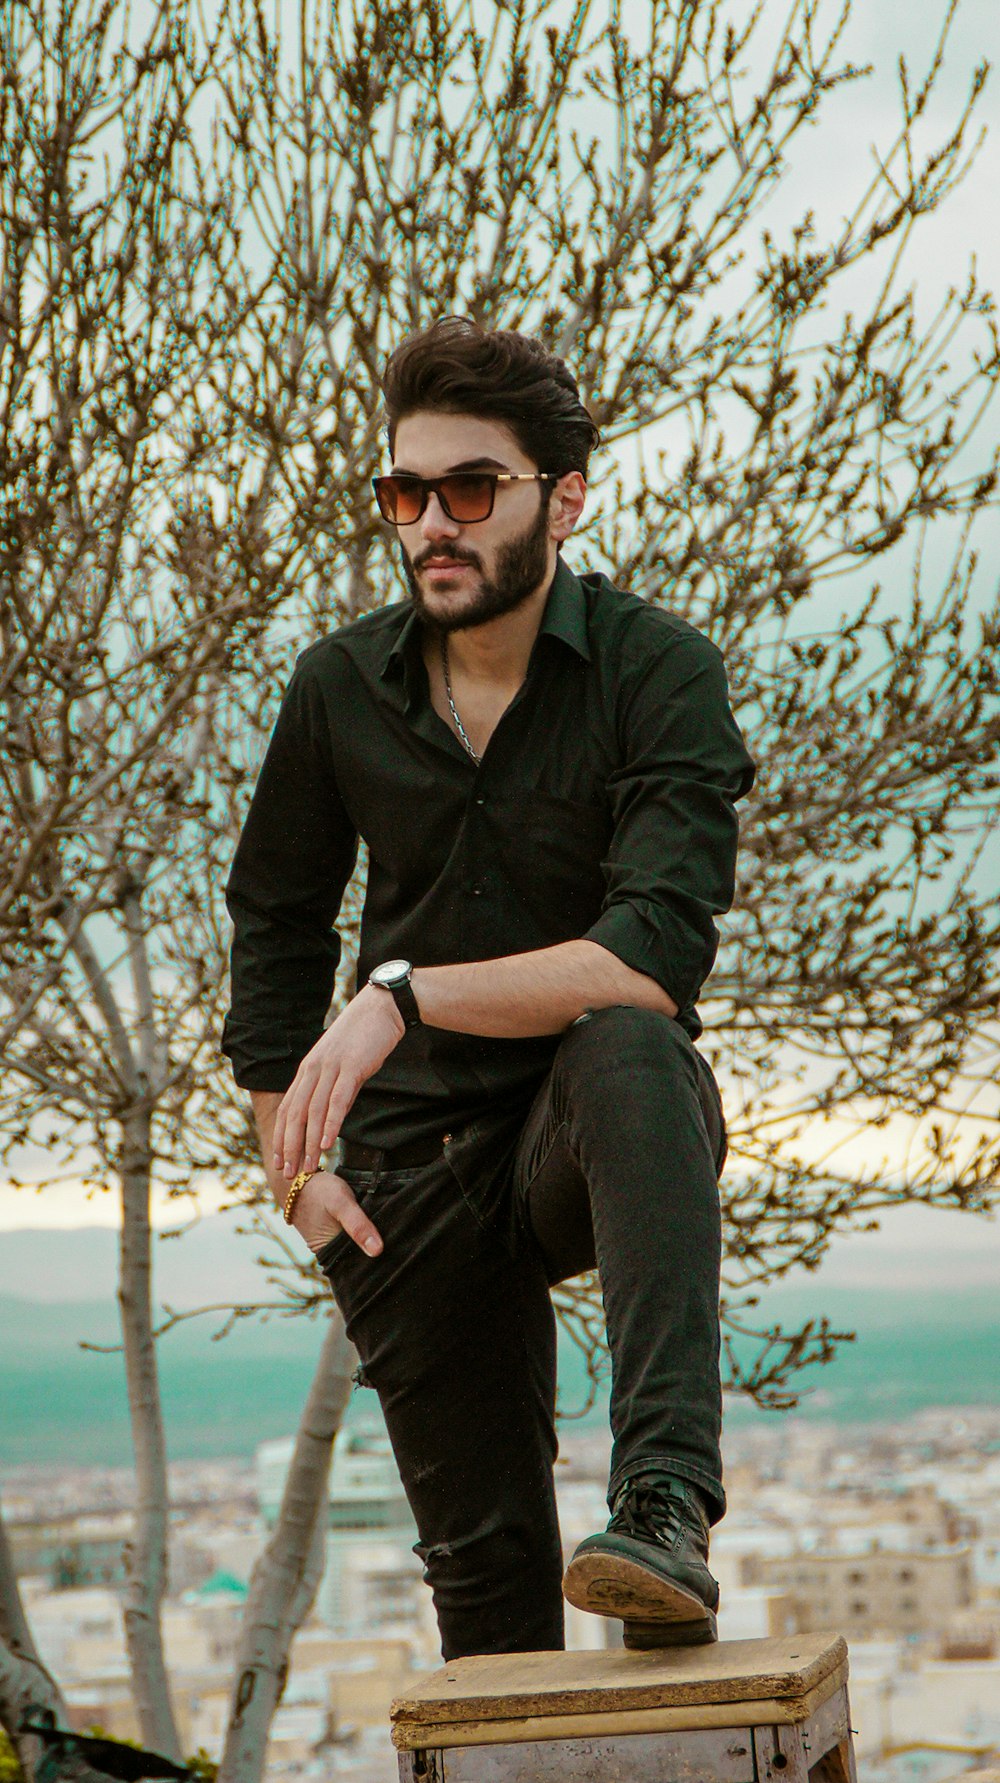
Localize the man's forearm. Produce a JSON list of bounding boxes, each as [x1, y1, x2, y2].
[[410, 939, 676, 1038], [251, 1091, 290, 1210]]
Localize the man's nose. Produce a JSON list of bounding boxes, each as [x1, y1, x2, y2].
[[419, 492, 460, 541]]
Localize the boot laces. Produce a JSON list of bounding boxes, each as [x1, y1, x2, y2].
[[608, 1479, 689, 1548]]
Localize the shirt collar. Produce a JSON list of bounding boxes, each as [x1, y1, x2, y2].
[[537, 557, 591, 661], [381, 555, 591, 686], [383, 605, 423, 682]]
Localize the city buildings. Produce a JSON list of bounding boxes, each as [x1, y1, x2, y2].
[[3, 1403, 999, 1782]]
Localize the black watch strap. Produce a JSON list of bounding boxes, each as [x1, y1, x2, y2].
[[369, 961, 422, 1029], [389, 974, 421, 1030]]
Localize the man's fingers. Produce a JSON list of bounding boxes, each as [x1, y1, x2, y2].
[[270, 996, 406, 1178], [335, 1184, 383, 1257], [277, 1062, 323, 1175], [275, 1066, 353, 1179], [318, 1074, 361, 1156], [303, 1068, 340, 1171], [290, 1064, 353, 1174], [296, 1174, 383, 1259], [273, 1077, 308, 1173]]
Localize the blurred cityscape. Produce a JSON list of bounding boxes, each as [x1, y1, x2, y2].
[[3, 1402, 1000, 1783]]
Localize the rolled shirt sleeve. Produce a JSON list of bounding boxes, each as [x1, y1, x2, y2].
[[585, 628, 755, 1018], [222, 649, 359, 1091]]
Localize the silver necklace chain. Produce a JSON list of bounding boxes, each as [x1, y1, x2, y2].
[[441, 636, 481, 765]]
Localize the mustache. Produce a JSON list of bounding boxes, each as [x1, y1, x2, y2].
[[411, 546, 483, 573]]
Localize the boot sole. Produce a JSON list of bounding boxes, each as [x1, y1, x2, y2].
[[562, 1551, 718, 1645]]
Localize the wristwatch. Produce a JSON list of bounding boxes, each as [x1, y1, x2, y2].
[[368, 958, 421, 1030]]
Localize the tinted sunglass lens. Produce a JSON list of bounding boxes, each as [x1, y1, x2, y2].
[[376, 476, 424, 523], [441, 475, 494, 521]]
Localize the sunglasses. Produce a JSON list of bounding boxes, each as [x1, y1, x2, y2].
[[372, 470, 558, 526]]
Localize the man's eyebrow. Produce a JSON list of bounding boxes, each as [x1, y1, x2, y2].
[[389, 456, 513, 475]]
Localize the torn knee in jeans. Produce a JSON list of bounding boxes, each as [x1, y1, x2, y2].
[[414, 1518, 559, 1582], [414, 1539, 454, 1567], [413, 1520, 524, 1583]]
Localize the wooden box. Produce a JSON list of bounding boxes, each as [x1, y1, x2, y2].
[[391, 1631, 856, 1782]]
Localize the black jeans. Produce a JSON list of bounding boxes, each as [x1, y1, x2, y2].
[[319, 1006, 727, 1661]]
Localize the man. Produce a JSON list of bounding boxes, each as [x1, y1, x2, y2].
[[223, 316, 755, 1662]]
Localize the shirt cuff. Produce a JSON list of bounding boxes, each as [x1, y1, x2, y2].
[[221, 1022, 315, 1094], [584, 900, 713, 1013]]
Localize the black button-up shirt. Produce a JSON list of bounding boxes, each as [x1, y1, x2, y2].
[[222, 560, 756, 1152]]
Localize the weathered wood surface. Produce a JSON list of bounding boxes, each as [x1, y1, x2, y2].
[[805, 1683, 858, 1783], [391, 1633, 848, 1742], [805, 1684, 853, 1768], [392, 1669, 848, 1751], [754, 1723, 811, 1783]]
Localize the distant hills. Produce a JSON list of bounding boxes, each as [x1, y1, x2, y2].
[[1, 1218, 998, 1468], [0, 1213, 279, 1309]]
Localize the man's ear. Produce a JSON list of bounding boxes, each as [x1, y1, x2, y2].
[[549, 472, 587, 541]]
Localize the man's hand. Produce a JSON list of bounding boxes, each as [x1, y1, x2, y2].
[[273, 981, 405, 1179], [290, 1169, 383, 1258]]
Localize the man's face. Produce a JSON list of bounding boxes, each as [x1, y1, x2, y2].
[[389, 411, 563, 632]]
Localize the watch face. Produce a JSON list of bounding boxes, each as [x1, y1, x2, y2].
[[371, 959, 411, 987]]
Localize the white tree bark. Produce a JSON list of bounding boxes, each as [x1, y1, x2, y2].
[[0, 1639, 63, 1783], [0, 1509, 103, 1783], [217, 1310, 355, 1783], [118, 1105, 182, 1762]]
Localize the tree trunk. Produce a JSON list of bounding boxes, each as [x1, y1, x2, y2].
[[216, 1310, 355, 1783], [117, 1107, 182, 1760], [0, 1508, 104, 1783], [0, 1500, 62, 1783], [0, 1638, 64, 1783]]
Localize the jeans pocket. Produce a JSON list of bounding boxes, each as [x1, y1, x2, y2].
[[315, 1225, 361, 1271], [314, 1174, 377, 1271], [315, 1167, 422, 1272], [441, 1113, 525, 1234]]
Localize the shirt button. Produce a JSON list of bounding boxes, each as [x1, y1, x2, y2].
[[475, 796, 486, 806], [470, 883, 485, 896]]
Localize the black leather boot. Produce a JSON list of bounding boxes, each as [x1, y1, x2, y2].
[[562, 1474, 719, 1648]]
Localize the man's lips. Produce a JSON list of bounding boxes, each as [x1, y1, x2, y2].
[[418, 557, 477, 575]]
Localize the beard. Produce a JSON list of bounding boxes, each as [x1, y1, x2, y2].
[[401, 500, 552, 633]]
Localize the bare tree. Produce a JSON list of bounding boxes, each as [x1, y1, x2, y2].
[[2, 0, 999, 1775], [215, 1312, 354, 1783], [200, 0, 1000, 1396], [0, 1511, 101, 1783], [0, 0, 369, 1767], [0, 0, 196, 1742], [0, 0, 303, 1764]]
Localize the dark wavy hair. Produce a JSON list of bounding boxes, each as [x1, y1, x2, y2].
[[381, 316, 600, 476]]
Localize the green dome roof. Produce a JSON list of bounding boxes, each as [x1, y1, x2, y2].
[[195, 1570, 248, 1598]]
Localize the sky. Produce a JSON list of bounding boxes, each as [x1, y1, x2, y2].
[[2, 0, 999, 1291], [763, 0, 999, 304]]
